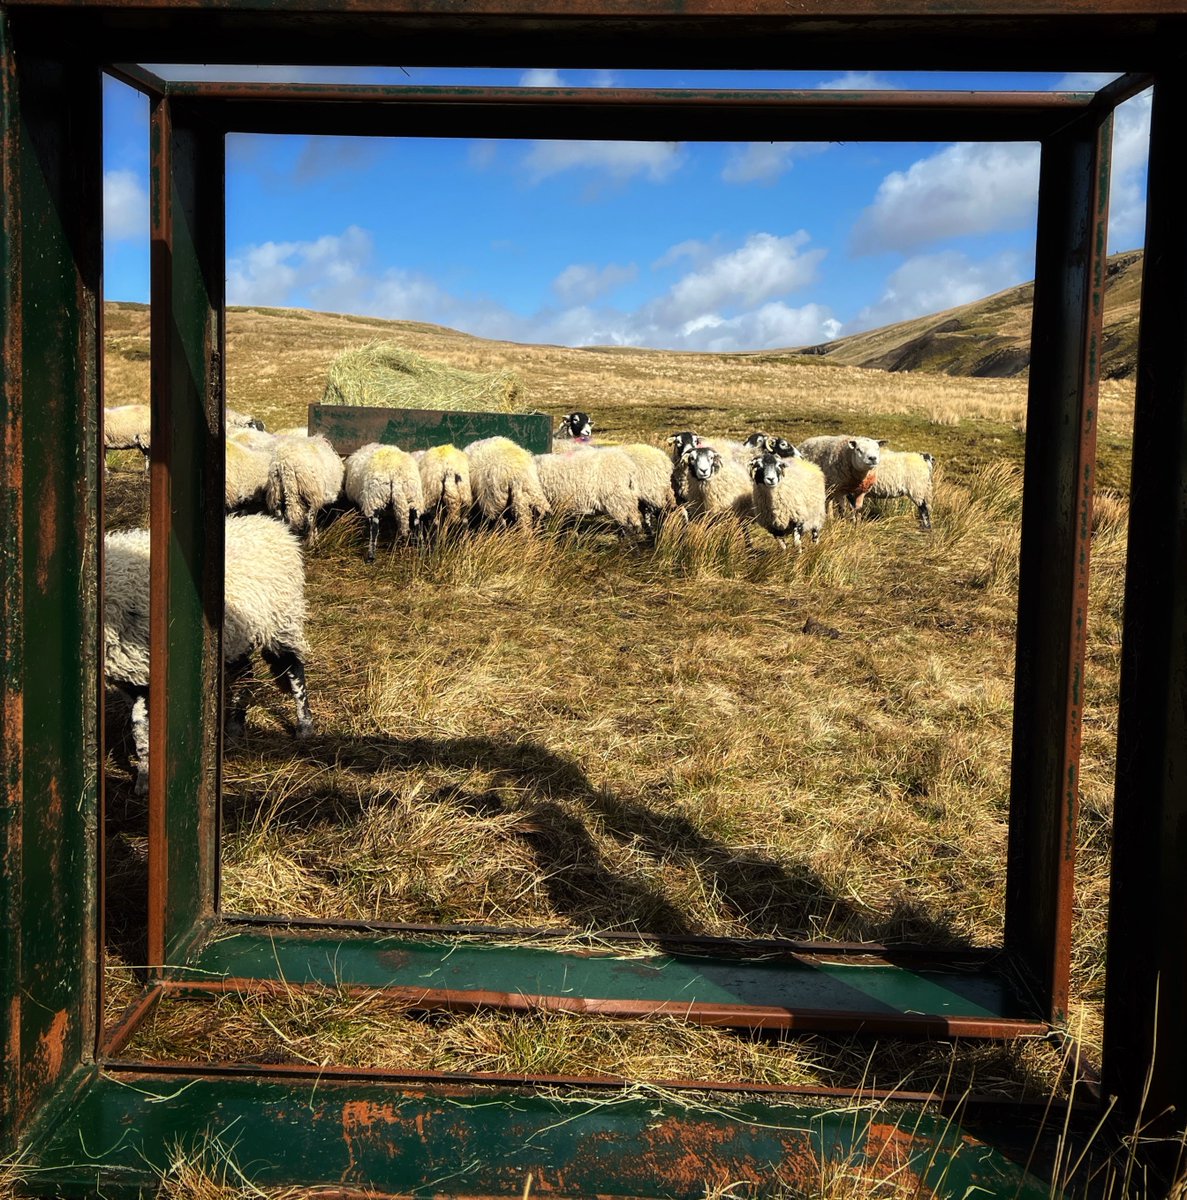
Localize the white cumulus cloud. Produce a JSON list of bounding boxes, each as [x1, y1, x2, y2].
[[552, 262, 638, 304], [650, 232, 824, 326], [852, 141, 1040, 254], [224, 225, 840, 353], [722, 142, 825, 186], [818, 72, 898, 90], [104, 169, 149, 243], [523, 140, 684, 184], [519, 68, 564, 87], [846, 250, 1026, 333]]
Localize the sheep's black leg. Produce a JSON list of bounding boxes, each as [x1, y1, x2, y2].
[[128, 686, 150, 796], [919, 500, 932, 530], [225, 654, 253, 739], [260, 645, 314, 738], [366, 514, 380, 562]]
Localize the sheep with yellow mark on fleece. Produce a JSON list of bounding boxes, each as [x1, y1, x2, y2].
[[344, 442, 426, 561]]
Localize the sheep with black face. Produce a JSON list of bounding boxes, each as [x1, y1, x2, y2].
[[682, 444, 753, 521], [749, 450, 827, 549], [555, 412, 594, 443]]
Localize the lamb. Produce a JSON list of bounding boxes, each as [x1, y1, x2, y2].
[[104, 513, 313, 795], [535, 446, 644, 535], [749, 451, 827, 548], [225, 438, 272, 512], [555, 412, 593, 443], [418, 443, 472, 528], [869, 448, 936, 529], [797, 435, 883, 518], [465, 436, 550, 528], [682, 444, 754, 521], [264, 433, 345, 543], [343, 442, 425, 561]]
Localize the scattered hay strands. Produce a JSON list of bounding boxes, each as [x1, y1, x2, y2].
[[321, 341, 525, 413]]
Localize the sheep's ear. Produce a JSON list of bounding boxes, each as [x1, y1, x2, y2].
[[877, 439, 889, 447], [848, 439, 858, 450], [665, 434, 679, 446]]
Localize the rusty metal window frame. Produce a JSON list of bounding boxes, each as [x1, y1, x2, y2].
[[6, 13, 1183, 1181], [92, 69, 1134, 1057]]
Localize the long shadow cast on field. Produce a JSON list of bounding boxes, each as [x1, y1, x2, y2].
[[223, 730, 972, 953]]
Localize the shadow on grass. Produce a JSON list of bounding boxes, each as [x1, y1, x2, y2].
[[222, 730, 971, 953]]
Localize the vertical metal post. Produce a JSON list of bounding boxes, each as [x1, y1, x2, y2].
[[1004, 113, 1111, 1025], [147, 97, 223, 971], [0, 29, 103, 1150], [1103, 75, 1187, 1150]]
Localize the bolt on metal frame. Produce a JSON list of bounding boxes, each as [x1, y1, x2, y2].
[[2, 2, 1186, 1191]]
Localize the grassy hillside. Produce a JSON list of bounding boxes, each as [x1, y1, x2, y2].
[[798, 249, 1144, 381], [99, 303, 1135, 1191]]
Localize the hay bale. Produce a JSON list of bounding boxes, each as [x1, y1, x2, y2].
[[322, 342, 525, 413]]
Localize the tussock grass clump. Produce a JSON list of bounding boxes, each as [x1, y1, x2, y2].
[[322, 340, 525, 412]]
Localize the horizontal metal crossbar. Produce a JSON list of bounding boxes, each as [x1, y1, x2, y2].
[[160, 84, 1101, 141], [19, 1069, 1059, 1198], [148, 926, 1046, 1038]]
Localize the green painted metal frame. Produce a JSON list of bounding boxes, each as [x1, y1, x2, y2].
[[0, 2, 1178, 1191], [309, 404, 554, 457]]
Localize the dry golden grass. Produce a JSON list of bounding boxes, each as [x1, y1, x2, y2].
[[100, 301, 1140, 1196]]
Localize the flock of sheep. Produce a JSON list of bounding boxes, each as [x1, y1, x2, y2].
[[102, 402, 937, 793]]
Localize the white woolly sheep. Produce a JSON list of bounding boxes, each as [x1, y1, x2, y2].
[[344, 442, 425, 561], [749, 451, 827, 548], [465, 436, 550, 528], [104, 404, 152, 471], [869, 448, 936, 529], [682, 444, 754, 521], [106, 405, 266, 474], [418, 443, 472, 528], [614, 443, 676, 535], [104, 513, 313, 795], [229, 426, 278, 453], [797, 435, 883, 519], [227, 408, 266, 432], [535, 446, 644, 535], [264, 433, 345, 543], [225, 438, 273, 512]]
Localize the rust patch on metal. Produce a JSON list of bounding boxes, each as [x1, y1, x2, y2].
[[35, 465, 56, 592], [35, 1008, 70, 1083], [374, 950, 412, 971]]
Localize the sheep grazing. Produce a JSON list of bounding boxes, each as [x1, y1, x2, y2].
[[264, 432, 345, 543], [797, 435, 883, 518], [749, 451, 827, 549], [870, 448, 936, 529], [535, 446, 645, 536], [104, 513, 313, 795], [555, 412, 593, 443], [465, 436, 550, 528], [104, 404, 152, 470], [682, 444, 754, 521], [344, 442, 425, 561], [418, 443, 472, 528], [225, 438, 273, 512]]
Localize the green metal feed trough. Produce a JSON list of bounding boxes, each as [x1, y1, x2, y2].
[[2, 3, 1187, 1195]]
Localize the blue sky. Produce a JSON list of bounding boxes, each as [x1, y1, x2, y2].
[[103, 68, 1151, 352]]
